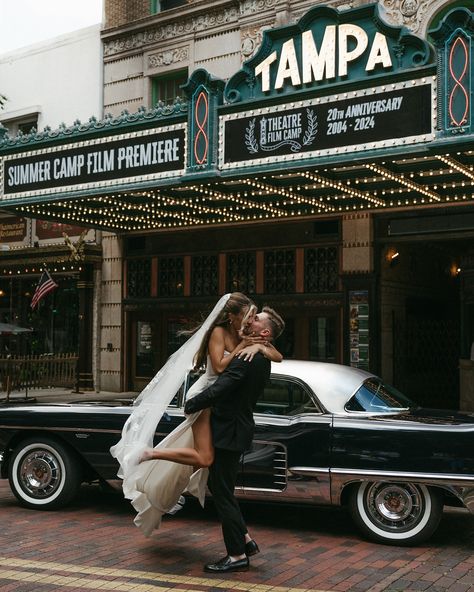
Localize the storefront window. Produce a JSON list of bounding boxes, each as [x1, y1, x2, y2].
[[226, 251, 256, 294], [167, 318, 188, 356], [127, 259, 151, 298], [309, 316, 336, 362], [191, 255, 218, 296], [264, 250, 295, 293], [0, 276, 79, 355], [158, 256, 184, 297], [305, 247, 339, 293]]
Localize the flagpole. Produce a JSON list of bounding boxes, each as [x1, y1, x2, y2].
[[44, 264, 54, 354]]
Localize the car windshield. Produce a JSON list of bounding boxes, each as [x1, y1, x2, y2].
[[345, 378, 414, 413]]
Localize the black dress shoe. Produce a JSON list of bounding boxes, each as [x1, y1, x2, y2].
[[204, 555, 249, 573], [245, 539, 260, 556]]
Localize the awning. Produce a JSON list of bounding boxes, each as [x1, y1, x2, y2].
[[0, 4, 472, 234], [3, 145, 473, 233]]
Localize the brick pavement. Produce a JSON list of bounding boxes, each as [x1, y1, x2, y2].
[[0, 481, 473, 591]]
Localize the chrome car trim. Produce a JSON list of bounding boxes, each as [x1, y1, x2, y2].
[[0, 425, 122, 434], [332, 468, 474, 483], [236, 486, 285, 494], [331, 468, 474, 513], [332, 418, 474, 432], [289, 466, 330, 476], [254, 414, 331, 426]]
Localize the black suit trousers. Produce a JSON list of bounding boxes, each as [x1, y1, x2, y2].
[[208, 447, 246, 556]]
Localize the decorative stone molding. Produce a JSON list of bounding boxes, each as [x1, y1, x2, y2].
[[343, 241, 371, 248], [148, 46, 189, 69], [380, 0, 432, 34], [239, 0, 278, 17], [343, 213, 371, 220], [104, 7, 239, 57], [293, 0, 354, 23], [241, 25, 265, 61], [335, 0, 353, 9]]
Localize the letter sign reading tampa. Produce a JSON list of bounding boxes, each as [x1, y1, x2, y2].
[[221, 4, 436, 167], [255, 25, 392, 93]]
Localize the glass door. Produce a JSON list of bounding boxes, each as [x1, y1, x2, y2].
[[272, 307, 340, 362]]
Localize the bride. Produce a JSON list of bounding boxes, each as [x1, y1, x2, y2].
[[110, 292, 282, 537]]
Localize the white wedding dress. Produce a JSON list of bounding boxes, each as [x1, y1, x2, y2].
[[131, 361, 219, 535], [110, 294, 230, 536]]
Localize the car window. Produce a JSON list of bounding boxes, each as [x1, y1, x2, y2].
[[345, 378, 413, 413], [256, 377, 320, 416]]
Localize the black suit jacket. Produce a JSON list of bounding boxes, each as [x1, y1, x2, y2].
[[184, 353, 271, 452]]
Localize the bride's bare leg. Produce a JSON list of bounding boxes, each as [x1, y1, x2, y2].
[[140, 410, 214, 468]]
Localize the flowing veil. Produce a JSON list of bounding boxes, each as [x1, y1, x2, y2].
[[110, 293, 231, 500]]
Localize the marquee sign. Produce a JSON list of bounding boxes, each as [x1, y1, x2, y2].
[[224, 4, 435, 104], [1, 125, 186, 198], [221, 79, 435, 169]]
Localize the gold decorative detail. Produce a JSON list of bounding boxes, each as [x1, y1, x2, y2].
[[63, 230, 87, 262]]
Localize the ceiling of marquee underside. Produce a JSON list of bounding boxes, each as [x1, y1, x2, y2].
[[9, 149, 474, 232]]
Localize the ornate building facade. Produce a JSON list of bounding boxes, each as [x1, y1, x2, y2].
[[1, 0, 473, 410]]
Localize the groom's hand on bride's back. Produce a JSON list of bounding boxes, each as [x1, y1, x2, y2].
[[184, 397, 199, 414]]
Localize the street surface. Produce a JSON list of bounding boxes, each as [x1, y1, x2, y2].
[[0, 481, 473, 592]]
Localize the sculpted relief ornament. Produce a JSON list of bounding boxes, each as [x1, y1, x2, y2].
[[148, 47, 189, 69], [380, 0, 430, 33], [239, 0, 278, 16], [104, 6, 238, 57], [241, 26, 265, 61]]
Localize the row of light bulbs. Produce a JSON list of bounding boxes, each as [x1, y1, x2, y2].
[[15, 152, 474, 231], [1, 265, 82, 276]]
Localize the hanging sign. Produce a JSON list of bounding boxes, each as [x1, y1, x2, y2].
[[224, 4, 435, 104], [2, 125, 186, 197], [221, 80, 433, 168], [0, 217, 27, 242]]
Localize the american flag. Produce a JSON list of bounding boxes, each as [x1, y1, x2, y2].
[[31, 270, 58, 310]]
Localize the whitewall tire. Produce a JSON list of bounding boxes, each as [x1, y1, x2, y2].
[[8, 438, 81, 510], [349, 481, 443, 545]]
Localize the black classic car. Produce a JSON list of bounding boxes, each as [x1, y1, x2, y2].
[[1, 360, 473, 546]]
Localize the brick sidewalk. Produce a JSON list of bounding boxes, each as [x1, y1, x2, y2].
[[0, 481, 473, 591]]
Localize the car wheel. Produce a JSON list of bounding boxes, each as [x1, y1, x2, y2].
[[8, 437, 82, 510], [349, 481, 443, 545]]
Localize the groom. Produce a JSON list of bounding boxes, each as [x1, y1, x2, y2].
[[184, 306, 285, 573]]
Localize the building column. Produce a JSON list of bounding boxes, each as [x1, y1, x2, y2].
[[99, 232, 123, 392]]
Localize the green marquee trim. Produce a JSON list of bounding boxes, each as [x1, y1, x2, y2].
[[0, 99, 187, 154], [224, 2, 435, 105]]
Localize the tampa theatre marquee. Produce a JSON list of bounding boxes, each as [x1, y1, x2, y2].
[[0, 4, 472, 230]]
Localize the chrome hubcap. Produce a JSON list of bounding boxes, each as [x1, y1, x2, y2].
[[366, 482, 424, 532], [20, 451, 61, 498]]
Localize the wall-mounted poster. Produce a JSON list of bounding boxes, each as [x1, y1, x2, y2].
[[135, 321, 154, 377], [349, 290, 369, 370]]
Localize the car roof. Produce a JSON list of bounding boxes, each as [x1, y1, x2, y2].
[[270, 359, 375, 414]]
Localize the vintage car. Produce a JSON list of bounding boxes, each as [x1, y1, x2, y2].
[[0, 360, 473, 546]]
